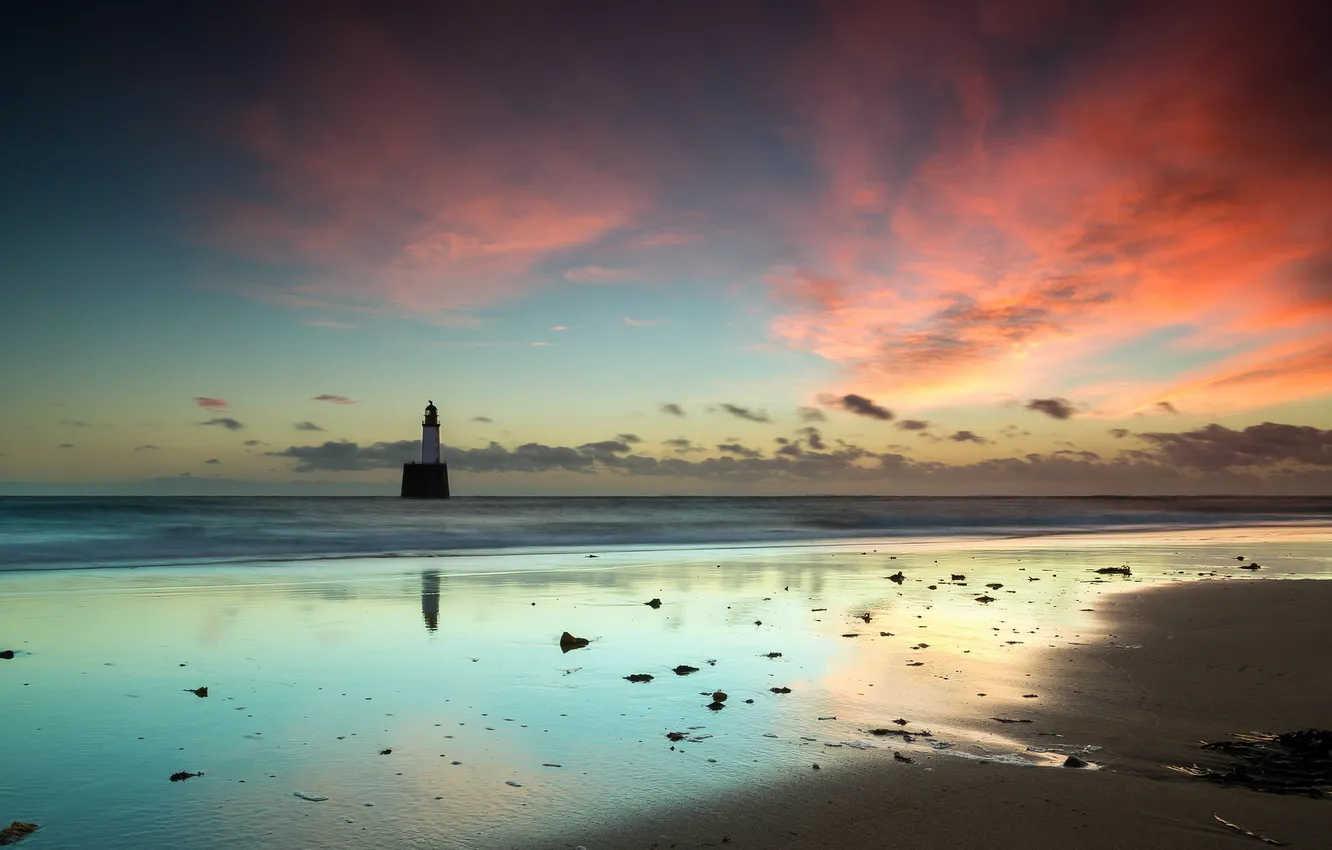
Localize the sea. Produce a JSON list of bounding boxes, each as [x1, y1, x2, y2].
[[2, 494, 1330, 572]]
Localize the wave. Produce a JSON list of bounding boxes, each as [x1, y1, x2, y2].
[[1, 495, 1329, 572]]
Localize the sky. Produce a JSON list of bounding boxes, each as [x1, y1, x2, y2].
[[2, 0, 1330, 496]]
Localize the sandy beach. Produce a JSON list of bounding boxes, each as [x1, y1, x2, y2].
[[562, 579, 1332, 849], [2, 530, 1329, 849]]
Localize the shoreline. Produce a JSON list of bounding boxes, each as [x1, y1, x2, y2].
[[548, 579, 1332, 849], [4, 520, 1330, 577]]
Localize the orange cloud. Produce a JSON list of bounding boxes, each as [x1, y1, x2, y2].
[[769, 0, 1332, 412]]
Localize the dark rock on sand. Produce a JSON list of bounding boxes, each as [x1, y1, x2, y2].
[[673, 665, 700, 676], [1172, 729, 1332, 795], [645, 598, 663, 608], [185, 687, 208, 697], [888, 572, 906, 584], [559, 632, 590, 652], [894, 751, 915, 763], [707, 701, 725, 711], [1064, 755, 1089, 768], [379, 748, 393, 755], [1094, 566, 1132, 575], [666, 732, 687, 742], [986, 583, 1003, 590], [624, 674, 654, 683], [893, 718, 908, 725], [169, 772, 203, 782], [0, 822, 39, 846], [841, 633, 860, 638], [975, 595, 996, 603], [712, 690, 728, 703], [770, 687, 792, 694], [859, 612, 872, 623], [0, 651, 14, 660], [762, 652, 783, 658], [1240, 562, 1261, 570], [950, 574, 965, 581], [991, 717, 1033, 724]]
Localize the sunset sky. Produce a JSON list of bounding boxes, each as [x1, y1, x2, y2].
[[3, 0, 1330, 495]]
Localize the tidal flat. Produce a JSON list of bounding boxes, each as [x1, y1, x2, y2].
[[2, 528, 1329, 849]]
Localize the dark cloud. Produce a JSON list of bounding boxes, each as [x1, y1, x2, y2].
[[194, 397, 228, 409], [243, 439, 264, 446], [1109, 428, 1131, 439], [1025, 398, 1076, 420], [1139, 422, 1332, 470], [266, 421, 1332, 493], [205, 458, 221, 464], [616, 433, 643, 444], [717, 443, 763, 458], [950, 430, 990, 445], [578, 440, 632, 455], [798, 406, 827, 423], [134, 444, 159, 451], [796, 426, 826, 450], [660, 403, 685, 417], [199, 417, 245, 431], [471, 416, 493, 423], [58, 420, 91, 428], [720, 403, 771, 423], [840, 394, 892, 420], [663, 438, 704, 454], [57, 443, 74, 449], [295, 421, 325, 431], [1154, 401, 1180, 414], [895, 419, 931, 431], [312, 394, 356, 404]]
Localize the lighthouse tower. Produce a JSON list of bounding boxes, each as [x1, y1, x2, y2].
[[400, 400, 451, 498]]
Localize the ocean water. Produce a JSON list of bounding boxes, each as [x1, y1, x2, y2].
[[2, 495, 1330, 571], [3, 498, 1332, 848]]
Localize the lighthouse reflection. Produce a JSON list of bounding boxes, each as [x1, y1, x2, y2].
[[422, 570, 440, 632]]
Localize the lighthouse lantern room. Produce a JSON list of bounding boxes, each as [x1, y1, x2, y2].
[[401, 400, 450, 498]]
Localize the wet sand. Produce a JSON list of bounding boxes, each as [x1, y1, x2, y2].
[[1, 532, 1329, 849], [564, 579, 1332, 849]]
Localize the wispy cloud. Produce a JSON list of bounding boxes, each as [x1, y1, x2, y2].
[[194, 397, 228, 409], [660, 403, 685, 417], [624, 317, 658, 327], [1026, 398, 1076, 420], [563, 266, 640, 284], [57, 420, 91, 428], [295, 421, 325, 431], [839, 394, 892, 421], [312, 394, 356, 404], [198, 417, 245, 431], [719, 403, 771, 423]]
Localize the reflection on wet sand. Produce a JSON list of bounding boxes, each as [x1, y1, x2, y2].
[[422, 570, 439, 632]]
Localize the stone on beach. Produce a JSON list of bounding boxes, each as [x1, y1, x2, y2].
[[559, 632, 590, 652], [293, 791, 329, 802], [624, 673, 653, 683], [673, 665, 700, 675], [169, 771, 203, 782], [0, 650, 14, 660], [184, 686, 208, 697], [645, 598, 663, 608]]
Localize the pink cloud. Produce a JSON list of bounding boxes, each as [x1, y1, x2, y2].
[[194, 397, 228, 409], [562, 266, 642, 284], [766, 1, 1332, 413], [312, 394, 356, 405], [213, 6, 657, 321]]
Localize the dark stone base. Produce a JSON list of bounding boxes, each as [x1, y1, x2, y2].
[[401, 463, 450, 498]]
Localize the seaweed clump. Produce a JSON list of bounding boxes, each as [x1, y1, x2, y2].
[[1168, 729, 1332, 797], [0, 822, 39, 846]]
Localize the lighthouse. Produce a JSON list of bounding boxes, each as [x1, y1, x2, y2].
[[400, 400, 451, 498]]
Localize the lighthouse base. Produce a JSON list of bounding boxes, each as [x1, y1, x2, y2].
[[401, 463, 450, 498]]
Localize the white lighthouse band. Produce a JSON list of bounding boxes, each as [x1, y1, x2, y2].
[[422, 400, 441, 464]]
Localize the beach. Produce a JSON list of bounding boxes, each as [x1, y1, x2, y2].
[[2, 518, 1330, 849]]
